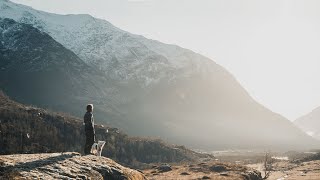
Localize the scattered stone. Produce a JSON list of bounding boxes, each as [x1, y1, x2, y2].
[[157, 164, 172, 172], [189, 167, 202, 172], [241, 170, 262, 180], [180, 172, 190, 175], [220, 172, 228, 176], [202, 175, 211, 179], [209, 165, 227, 172]]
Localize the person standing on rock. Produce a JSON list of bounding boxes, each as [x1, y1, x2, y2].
[[84, 104, 95, 155]]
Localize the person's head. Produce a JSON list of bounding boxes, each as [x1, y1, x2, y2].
[[86, 104, 93, 112]]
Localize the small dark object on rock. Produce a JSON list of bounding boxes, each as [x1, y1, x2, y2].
[[157, 164, 172, 172], [202, 175, 211, 179], [180, 172, 190, 175], [136, 169, 144, 174], [210, 165, 227, 172]]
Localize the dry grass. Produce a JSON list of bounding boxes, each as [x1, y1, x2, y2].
[[250, 160, 320, 180], [144, 161, 262, 180]]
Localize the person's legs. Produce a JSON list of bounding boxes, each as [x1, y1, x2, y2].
[[84, 129, 94, 155]]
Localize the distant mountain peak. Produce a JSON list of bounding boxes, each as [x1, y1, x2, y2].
[[295, 106, 320, 140]]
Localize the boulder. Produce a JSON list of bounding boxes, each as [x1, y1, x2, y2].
[[202, 175, 211, 179], [0, 152, 147, 180], [157, 164, 172, 172], [209, 165, 227, 172], [180, 172, 190, 175], [241, 170, 262, 180]]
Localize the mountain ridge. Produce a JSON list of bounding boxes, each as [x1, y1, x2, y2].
[[0, 0, 317, 150], [0, 0, 220, 86]]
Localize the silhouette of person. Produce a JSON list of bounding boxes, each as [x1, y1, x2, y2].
[[84, 104, 95, 155]]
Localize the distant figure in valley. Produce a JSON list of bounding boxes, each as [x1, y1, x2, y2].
[[84, 104, 95, 155]]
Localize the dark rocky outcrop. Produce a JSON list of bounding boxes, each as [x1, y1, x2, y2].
[[209, 165, 227, 172], [241, 171, 263, 180], [157, 164, 172, 172], [291, 152, 320, 163]]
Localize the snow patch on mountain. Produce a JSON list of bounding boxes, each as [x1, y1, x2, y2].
[[0, 0, 217, 86]]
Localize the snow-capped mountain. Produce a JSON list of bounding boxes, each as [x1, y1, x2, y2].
[[0, 0, 213, 87], [0, 17, 111, 115], [295, 107, 320, 140], [0, 0, 317, 150]]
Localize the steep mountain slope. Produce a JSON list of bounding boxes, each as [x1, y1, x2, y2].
[[0, 17, 125, 127], [0, 0, 212, 85], [0, 17, 108, 114], [0, 0, 317, 150], [295, 107, 320, 140]]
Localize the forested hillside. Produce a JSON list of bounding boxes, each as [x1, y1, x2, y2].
[[0, 91, 211, 167]]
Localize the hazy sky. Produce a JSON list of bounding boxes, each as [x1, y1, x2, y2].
[[12, 0, 320, 120]]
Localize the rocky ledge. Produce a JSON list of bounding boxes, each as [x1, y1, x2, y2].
[[0, 152, 147, 180]]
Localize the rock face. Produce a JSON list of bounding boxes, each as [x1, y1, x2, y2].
[[0, 152, 147, 180], [0, 17, 108, 114]]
